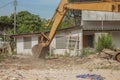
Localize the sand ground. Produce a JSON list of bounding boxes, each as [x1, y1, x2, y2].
[[0, 55, 120, 80]]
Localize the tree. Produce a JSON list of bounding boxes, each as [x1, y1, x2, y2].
[[10, 11, 47, 34], [59, 10, 81, 29], [0, 11, 48, 43], [0, 16, 13, 42], [60, 16, 74, 29], [0, 16, 11, 23]]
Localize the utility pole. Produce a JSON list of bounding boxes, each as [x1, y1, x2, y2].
[[14, 0, 17, 42], [14, 0, 17, 35]]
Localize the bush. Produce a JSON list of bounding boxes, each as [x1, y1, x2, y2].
[[81, 48, 96, 57], [96, 34, 114, 52], [0, 54, 6, 62]]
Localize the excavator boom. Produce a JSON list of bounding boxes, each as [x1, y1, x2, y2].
[[67, 2, 120, 12], [45, 0, 120, 46], [32, 0, 120, 58]]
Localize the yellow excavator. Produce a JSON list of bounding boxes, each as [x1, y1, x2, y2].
[[32, 0, 120, 61]]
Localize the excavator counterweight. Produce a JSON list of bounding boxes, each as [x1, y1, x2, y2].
[[32, 0, 120, 58]]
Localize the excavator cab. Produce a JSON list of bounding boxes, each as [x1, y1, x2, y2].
[[32, 0, 120, 59]]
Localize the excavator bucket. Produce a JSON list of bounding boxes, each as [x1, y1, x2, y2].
[[32, 33, 49, 59], [32, 44, 49, 59], [39, 46, 49, 58]]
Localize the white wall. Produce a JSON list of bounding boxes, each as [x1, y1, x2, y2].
[[16, 31, 120, 56], [82, 10, 120, 21], [50, 28, 83, 56], [111, 32, 120, 48], [94, 32, 120, 48], [32, 36, 38, 48], [16, 36, 38, 55], [85, 31, 120, 48], [17, 37, 23, 55]]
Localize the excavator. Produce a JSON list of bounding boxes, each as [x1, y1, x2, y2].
[[32, 0, 120, 61]]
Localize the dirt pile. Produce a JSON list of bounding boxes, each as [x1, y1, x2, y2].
[[0, 54, 120, 80]]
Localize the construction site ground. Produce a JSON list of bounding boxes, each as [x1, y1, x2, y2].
[[0, 54, 120, 80]]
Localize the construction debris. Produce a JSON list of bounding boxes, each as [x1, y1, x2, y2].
[[32, 44, 49, 59], [99, 49, 120, 62], [0, 42, 12, 55], [0, 55, 120, 80]]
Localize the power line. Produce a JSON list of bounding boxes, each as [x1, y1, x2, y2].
[[0, 1, 13, 9]]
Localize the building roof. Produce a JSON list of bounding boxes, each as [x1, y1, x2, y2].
[[12, 21, 120, 38], [13, 27, 120, 38], [83, 21, 120, 31], [12, 26, 81, 38], [12, 32, 42, 38]]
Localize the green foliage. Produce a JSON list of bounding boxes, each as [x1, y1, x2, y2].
[[60, 16, 74, 29], [0, 11, 47, 35], [59, 10, 75, 29], [0, 16, 11, 23], [81, 48, 96, 57], [68, 0, 74, 2], [0, 10, 80, 34], [0, 54, 6, 62], [10, 11, 47, 34], [96, 34, 114, 52]]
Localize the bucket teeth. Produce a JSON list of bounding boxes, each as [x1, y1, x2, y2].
[[32, 44, 48, 59]]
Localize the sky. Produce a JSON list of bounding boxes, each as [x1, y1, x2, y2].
[[0, 0, 60, 19]]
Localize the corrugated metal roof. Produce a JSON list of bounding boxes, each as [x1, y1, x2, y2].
[[83, 21, 120, 31], [12, 32, 42, 38], [12, 27, 81, 38], [12, 21, 120, 37]]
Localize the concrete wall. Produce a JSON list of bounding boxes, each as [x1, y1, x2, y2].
[[82, 11, 120, 21], [84, 31, 120, 48], [94, 32, 108, 48], [16, 36, 38, 55], [16, 31, 120, 56], [95, 32, 120, 48], [111, 31, 120, 48], [83, 21, 120, 30], [32, 36, 38, 48], [50, 28, 83, 56], [17, 37, 24, 55]]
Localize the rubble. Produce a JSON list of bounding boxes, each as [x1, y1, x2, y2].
[[0, 55, 119, 80], [98, 49, 120, 62]]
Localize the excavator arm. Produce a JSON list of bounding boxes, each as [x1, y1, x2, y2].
[[41, 0, 68, 46], [43, 0, 120, 46], [33, 0, 120, 58]]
